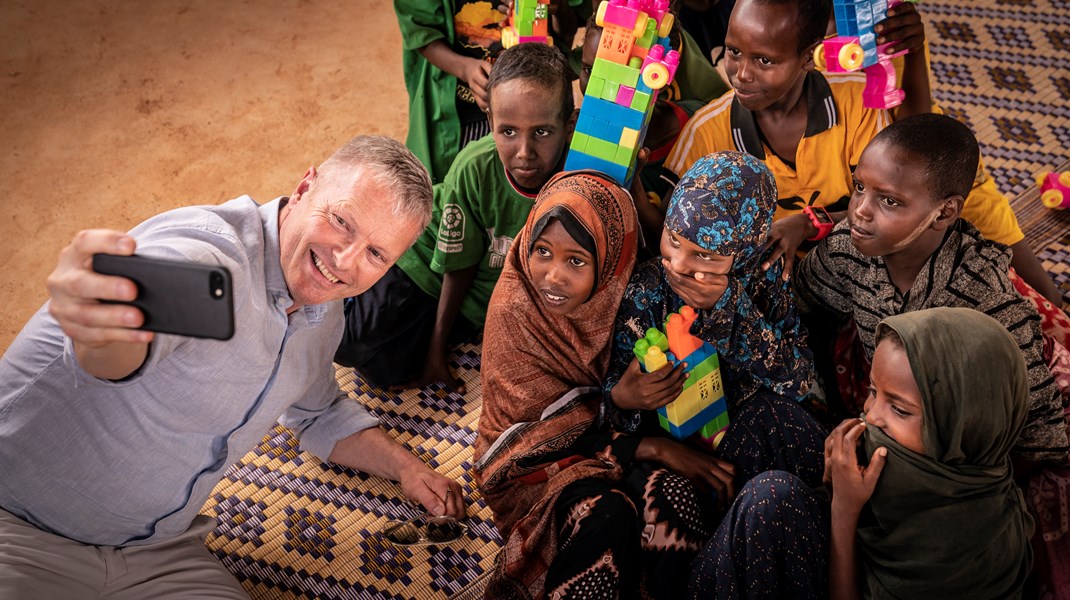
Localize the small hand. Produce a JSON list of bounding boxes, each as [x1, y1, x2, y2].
[[398, 463, 466, 519], [611, 358, 688, 411], [46, 230, 153, 347], [643, 437, 737, 510], [825, 418, 887, 518], [875, 2, 926, 55], [760, 213, 816, 280], [462, 59, 493, 112], [662, 260, 730, 309], [390, 348, 465, 394]]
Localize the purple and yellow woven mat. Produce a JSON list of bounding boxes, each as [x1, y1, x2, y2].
[[199, 343, 501, 600]]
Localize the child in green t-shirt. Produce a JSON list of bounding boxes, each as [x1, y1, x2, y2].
[[335, 42, 577, 392]]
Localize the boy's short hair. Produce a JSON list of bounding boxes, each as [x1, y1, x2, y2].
[[750, 0, 831, 54], [487, 43, 574, 122], [873, 113, 981, 202]]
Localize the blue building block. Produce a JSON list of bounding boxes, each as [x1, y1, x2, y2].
[[659, 395, 728, 439], [564, 150, 630, 182], [580, 96, 646, 132]]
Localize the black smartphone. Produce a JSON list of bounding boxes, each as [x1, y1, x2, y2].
[[92, 254, 235, 340]]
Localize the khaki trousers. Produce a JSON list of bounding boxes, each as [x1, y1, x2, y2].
[[0, 508, 248, 599]]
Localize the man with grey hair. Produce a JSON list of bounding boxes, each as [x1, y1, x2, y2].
[[0, 135, 463, 598]]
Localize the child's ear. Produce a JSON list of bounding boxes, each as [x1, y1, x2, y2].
[[566, 107, 579, 134], [933, 195, 964, 230], [802, 41, 821, 72]]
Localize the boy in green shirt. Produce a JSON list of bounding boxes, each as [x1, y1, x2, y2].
[[336, 42, 576, 392]]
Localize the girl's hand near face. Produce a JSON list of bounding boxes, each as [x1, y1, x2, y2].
[[663, 259, 731, 309], [826, 418, 887, 519], [611, 358, 688, 411]]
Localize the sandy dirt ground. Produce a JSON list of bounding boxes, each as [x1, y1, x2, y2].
[[0, 0, 410, 351]]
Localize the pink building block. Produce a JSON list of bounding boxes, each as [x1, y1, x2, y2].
[[861, 60, 905, 109], [603, 0, 642, 29], [615, 85, 636, 107]]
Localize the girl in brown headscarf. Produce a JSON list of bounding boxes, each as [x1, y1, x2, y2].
[[475, 171, 718, 599]]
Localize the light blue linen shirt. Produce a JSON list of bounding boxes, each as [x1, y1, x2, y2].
[[0, 196, 379, 546]]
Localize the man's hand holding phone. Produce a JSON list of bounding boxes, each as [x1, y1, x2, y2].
[[47, 230, 153, 380], [47, 230, 152, 347], [47, 229, 235, 380]]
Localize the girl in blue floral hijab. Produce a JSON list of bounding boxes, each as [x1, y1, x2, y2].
[[602, 151, 825, 499]]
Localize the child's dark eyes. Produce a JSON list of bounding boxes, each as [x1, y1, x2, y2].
[[890, 403, 912, 418], [726, 46, 741, 57], [880, 196, 899, 207], [535, 128, 551, 137], [534, 246, 551, 258], [568, 256, 587, 267], [757, 57, 774, 66], [853, 181, 864, 194]]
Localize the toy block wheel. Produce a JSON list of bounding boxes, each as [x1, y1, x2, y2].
[[642, 62, 671, 90], [813, 45, 827, 70], [595, 1, 608, 27], [658, 13, 674, 38], [838, 43, 864, 71], [1060, 172, 1070, 187], [1042, 189, 1065, 209], [1036, 171, 1051, 187]]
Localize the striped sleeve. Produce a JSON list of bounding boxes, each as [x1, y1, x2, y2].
[[982, 294, 1069, 464], [793, 225, 857, 318]]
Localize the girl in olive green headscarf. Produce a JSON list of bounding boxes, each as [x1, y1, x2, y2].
[[826, 307, 1034, 600]]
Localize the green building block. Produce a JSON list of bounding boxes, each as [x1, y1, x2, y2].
[[591, 58, 640, 89], [630, 90, 653, 112], [586, 76, 605, 99]]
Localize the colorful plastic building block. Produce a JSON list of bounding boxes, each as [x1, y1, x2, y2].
[[814, 0, 913, 109], [564, 0, 679, 187], [633, 306, 729, 450], [501, 0, 553, 48], [1038, 171, 1070, 210]]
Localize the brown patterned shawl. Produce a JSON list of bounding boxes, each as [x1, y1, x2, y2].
[[474, 170, 638, 598]]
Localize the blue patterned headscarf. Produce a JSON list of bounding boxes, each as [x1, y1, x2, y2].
[[664, 151, 777, 274]]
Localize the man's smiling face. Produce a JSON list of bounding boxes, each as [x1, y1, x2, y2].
[[277, 166, 422, 310]]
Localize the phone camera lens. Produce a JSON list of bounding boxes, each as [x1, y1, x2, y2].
[[209, 272, 225, 299]]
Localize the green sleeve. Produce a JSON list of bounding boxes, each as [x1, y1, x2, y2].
[[429, 154, 488, 274], [394, 0, 451, 52]]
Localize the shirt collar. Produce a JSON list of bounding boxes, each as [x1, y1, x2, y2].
[[261, 197, 329, 325], [260, 197, 291, 300], [503, 165, 541, 199], [729, 71, 838, 160]]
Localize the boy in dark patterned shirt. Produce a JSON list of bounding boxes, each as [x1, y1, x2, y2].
[[795, 113, 1067, 466]]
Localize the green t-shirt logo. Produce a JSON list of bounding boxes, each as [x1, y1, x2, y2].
[[438, 204, 466, 253]]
